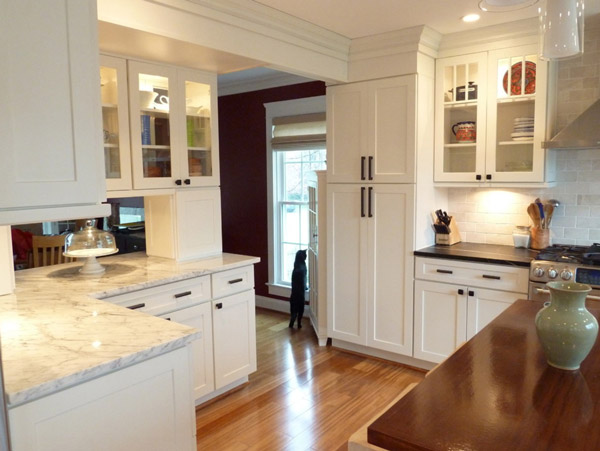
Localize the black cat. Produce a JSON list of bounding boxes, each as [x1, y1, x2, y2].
[[289, 249, 307, 329]]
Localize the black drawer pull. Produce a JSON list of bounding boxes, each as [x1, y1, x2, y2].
[[368, 187, 373, 218], [458, 289, 464, 295], [228, 278, 243, 284], [482, 274, 501, 280], [127, 303, 146, 310], [165, 317, 171, 321], [436, 269, 453, 274], [174, 291, 192, 299], [469, 290, 475, 297], [368, 156, 373, 180], [215, 302, 223, 309], [361, 187, 366, 218]]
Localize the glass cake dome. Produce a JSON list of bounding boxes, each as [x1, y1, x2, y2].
[[64, 220, 118, 274]]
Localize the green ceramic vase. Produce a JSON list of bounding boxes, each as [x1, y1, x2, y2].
[[535, 282, 598, 371]]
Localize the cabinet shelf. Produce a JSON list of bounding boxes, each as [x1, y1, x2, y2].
[[103, 143, 119, 148], [444, 101, 478, 109], [498, 140, 533, 145], [497, 95, 535, 104], [444, 142, 477, 148], [102, 103, 118, 109], [140, 108, 169, 116], [188, 146, 210, 152], [142, 145, 171, 150]]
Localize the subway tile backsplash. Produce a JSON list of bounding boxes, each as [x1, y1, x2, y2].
[[449, 150, 600, 247], [448, 17, 600, 248]]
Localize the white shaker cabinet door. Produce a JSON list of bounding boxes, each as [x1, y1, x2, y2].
[[414, 280, 468, 364], [327, 184, 368, 345], [366, 184, 415, 355], [212, 290, 257, 389], [162, 302, 215, 401], [466, 287, 522, 340], [0, 0, 106, 211]]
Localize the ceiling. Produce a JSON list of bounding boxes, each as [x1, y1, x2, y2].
[[251, 0, 542, 38]]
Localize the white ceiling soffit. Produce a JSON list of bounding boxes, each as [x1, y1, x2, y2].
[[251, 0, 599, 38], [217, 67, 314, 96]]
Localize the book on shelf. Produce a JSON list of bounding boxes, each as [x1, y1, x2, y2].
[[154, 117, 170, 146], [141, 114, 151, 145]]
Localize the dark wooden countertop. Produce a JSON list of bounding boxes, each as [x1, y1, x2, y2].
[[368, 299, 600, 450], [414, 242, 538, 267]]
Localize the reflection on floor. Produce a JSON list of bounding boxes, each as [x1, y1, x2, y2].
[[195, 308, 425, 450]]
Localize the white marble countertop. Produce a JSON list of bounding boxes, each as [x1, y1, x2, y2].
[[0, 252, 259, 407]]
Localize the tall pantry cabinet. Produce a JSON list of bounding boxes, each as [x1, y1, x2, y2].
[[327, 75, 418, 357]]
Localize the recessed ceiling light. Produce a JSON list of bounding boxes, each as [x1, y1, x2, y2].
[[462, 13, 481, 22], [479, 0, 539, 12]]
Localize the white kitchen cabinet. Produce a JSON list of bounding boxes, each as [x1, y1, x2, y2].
[[327, 75, 416, 184], [414, 257, 528, 363], [0, 0, 109, 223], [103, 264, 257, 404], [100, 54, 133, 191], [327, 183, 415, 356], [9, 346, 196, 451], [434, 44, 554, 185], [161, 303, 215, 400], [127, 59, 219, 191], [144, 187, 223, 261], [212, 290, 257, 388]]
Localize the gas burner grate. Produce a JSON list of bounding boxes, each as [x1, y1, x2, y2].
[[535, 243, 600, 264]]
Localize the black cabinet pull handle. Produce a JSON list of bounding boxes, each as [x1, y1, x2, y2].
[[368, 156, 373, 180], [127, 303, 146, 310], [476, 174, 482, 181], [458, 289, 464, 295], [486, 174, 492, 180], [436, 269, 453, 274], [469, 290, 475, 297], [165, 317, 171, 321], [184, 179, 191, 185], [368, 187, 373, 217], [482, 274, 501, 280], [228, 278, 243, 284], [361, 156, 366, 181], [361, 187, 366, 218], [174, 291, 192, 299], [175, 179, 182, 186], [215, 302, 223, 309]]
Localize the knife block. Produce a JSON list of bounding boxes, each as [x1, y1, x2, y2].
[[435, 218, 461, 246]]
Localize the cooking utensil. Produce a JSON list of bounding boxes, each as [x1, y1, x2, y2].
[[527, 203, 540, 228], [544, 204, 555, 227], [534, 198, 545, 228], [441, 211, 451, 226]]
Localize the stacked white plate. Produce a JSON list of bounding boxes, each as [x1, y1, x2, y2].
[[511, 117, 534, 141]]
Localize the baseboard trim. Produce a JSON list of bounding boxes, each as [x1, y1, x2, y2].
[[255, 295, 289, 313]]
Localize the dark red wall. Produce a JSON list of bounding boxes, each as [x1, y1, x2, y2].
[[218, 81, 326, 299]]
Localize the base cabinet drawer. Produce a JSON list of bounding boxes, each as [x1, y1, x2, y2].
[[212, 265, 254, 299], [415, 257, 529, 293]]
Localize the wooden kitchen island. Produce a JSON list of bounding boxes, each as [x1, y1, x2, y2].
[[368, 299, 600, 450]]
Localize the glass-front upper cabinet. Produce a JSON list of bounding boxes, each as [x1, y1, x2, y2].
[[128, 60, 178, 190], [100, 55, 132, 191], [434, 53, 488, 182], [176, 69, 219, 187], [486, 44, 548, 182]]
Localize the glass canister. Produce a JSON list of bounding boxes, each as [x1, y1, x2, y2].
[[513, 225, 531, 248]]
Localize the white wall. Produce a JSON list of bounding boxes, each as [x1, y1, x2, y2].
[[448, 16, 600, 247]]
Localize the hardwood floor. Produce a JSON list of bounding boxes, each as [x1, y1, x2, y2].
[[196, 308, 425, 450]]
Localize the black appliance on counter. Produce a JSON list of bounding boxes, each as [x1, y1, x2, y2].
[[529, 243, 600, 302], [112, 229, 146, 255]]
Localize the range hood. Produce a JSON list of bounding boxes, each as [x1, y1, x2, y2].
[[542, 99, 600, 149]]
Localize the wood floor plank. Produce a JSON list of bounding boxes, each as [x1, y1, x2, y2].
[[196, 308, 425, 450]]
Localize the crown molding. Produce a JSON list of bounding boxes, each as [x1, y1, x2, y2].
[[218, 71, 315, 96]]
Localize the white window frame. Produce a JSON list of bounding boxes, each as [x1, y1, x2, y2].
[[265, 96, 326, 298]]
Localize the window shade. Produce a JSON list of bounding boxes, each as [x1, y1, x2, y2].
[[271, 112, 326, 151]]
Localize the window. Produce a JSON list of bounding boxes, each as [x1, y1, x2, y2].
[[265, 97, 326, 297]]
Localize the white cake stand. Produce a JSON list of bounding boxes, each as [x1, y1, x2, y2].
[[63, 248, 119, 275]]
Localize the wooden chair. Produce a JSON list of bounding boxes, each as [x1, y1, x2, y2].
[[31, 235, 73, 268]]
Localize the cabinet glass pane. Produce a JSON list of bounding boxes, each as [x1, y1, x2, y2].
[[185, 80, 212, 177], [441, 61, 480, 173], [100, 66, 121, 179], [138, 73, 171, 178], [494, 54, 537, 173]]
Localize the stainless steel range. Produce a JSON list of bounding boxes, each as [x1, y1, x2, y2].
[[529, 244, 600, 302]]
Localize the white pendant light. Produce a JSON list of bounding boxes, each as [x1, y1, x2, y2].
[[539, 0, 585, 60]]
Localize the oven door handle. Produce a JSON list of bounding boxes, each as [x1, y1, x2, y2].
[[534, 287, 600, 301]]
